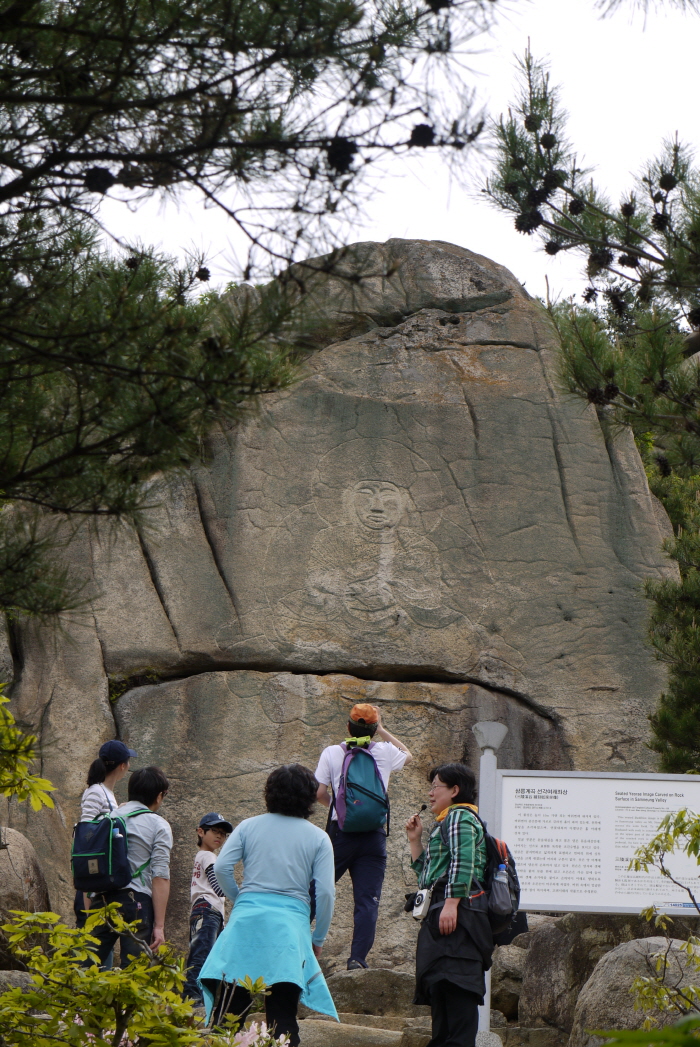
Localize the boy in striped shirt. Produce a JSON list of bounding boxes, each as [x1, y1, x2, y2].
[[183, 812, 233, 1003]]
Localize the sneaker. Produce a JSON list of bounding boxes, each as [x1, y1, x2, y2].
[[347, 959, 368, 971]]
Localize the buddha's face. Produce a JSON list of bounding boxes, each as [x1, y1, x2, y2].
[[352, 481, 404, 530]]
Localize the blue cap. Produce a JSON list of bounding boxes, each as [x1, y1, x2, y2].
[[99, 740, 137, 763], [199, 812, 233, 833]]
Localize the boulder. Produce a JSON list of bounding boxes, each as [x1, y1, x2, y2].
[[0, 827, 50, 913], [0, 970, 32, 991], [324, 969, 428, 1018], [519, 913, 700, 1035], [492, 944, 527, 1019], [0, 827, 51, 970], [569, 937, 700, 1047], [4, 238, 674, 940]]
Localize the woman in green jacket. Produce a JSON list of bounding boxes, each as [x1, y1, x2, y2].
[[406, 762, 493, 1047]]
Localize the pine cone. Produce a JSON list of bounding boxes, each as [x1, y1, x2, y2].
[[540, 132, 557, 150], [409, 124, 435, 147], [587, 247, 613, 273], [527, 187, 549, 206], [524, 113, 543, 132], [620, 200, 636, 218], [503, 181, 522, 197], [327, 137, 357, 173], [84, 167, 116, 194], [514, 210, 543, 234], [568, 198, 586, 216], [545, 241, 562, 255], [542, 170, 567, 193], [587, 387, 608, 405], [651, 212, 670, 232], [618, 254, 639, 268], [658, 172, 678, 191], [604, 289, 627, 317]]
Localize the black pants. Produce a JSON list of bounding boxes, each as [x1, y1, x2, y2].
[[183, 901, 223, 1002], [226, 982, 302, 1047], [89, 888, 154, 967], [427, 980, 481, 1047], [329, 823, 387, 964]]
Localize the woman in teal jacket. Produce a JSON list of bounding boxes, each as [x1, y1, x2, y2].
[[406, 762, 493, 1047], [199, 764, 338, 1044]]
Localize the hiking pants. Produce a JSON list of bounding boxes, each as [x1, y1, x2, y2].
[[329, 823, 387, 964], [89, 888, 154, 967], [183, 900, 224, 1002], [426, 980, 481, 1047]]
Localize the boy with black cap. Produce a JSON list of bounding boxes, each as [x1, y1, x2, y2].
[[315, 704, 412, 970], [183, 811, 233, 1003]]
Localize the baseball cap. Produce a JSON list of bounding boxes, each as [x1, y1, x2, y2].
[[349, 703, 379, 725], [99, 740, 137, 763], [199, 812, 233, 833]]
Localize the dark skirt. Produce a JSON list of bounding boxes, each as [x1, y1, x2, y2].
[[414, 886, 493, 1006]]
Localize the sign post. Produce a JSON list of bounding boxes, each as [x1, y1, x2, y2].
[[472, 721, 509, 1041]]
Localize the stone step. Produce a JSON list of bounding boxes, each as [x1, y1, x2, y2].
[[337, 1013, 430, 1032], [299, 1018, 404, 1047]]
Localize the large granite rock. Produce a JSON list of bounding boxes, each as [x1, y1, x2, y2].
[[569, 937, 700, 1047], [2, 239, 674, 939], [519, 913, 700, 1035], [492, 944, 527, 1019]]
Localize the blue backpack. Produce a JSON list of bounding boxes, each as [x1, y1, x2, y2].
[[333, 742, 390, 834], [71, 808, 151, 894]]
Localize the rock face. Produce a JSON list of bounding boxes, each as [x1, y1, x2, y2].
[[2, 239, 674, 953], [569, 937, 700, 1047]]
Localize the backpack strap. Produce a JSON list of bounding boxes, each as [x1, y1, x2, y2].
[[100, 785, 114, 812], [123, 808, 152, 819], [132, 857, 152, 884], [120, 809, 154, 884], [438, 807, 484, 846]]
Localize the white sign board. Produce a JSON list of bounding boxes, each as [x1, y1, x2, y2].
[[497, 770, 700, 914]]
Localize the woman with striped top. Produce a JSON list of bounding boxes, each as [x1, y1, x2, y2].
[[405, 762, 493, 1047], [74, 739, 137, 927]]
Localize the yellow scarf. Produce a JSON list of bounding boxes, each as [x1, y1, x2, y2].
[[434, 802, 479, 823]]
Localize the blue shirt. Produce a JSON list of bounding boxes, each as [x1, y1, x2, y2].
[[213, 812, 335, 944]]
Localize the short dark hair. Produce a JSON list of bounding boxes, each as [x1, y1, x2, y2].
[[428, 763, 477, 805], [347, 719, 378, 739], [265, 764, 318, 819], [128, 766, 169, 806]]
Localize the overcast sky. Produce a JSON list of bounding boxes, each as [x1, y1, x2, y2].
[[98, 0, 699, 301]]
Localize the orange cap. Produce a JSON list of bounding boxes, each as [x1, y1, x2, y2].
[[349, 703, 379, 725]]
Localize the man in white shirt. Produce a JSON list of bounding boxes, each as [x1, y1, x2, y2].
[[315, 703, 412, 970]]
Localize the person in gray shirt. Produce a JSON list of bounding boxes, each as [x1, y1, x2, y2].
[[90, 765, 173, 966]]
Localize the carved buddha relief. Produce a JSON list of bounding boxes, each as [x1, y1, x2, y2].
[[264, 439, 492, 649]]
